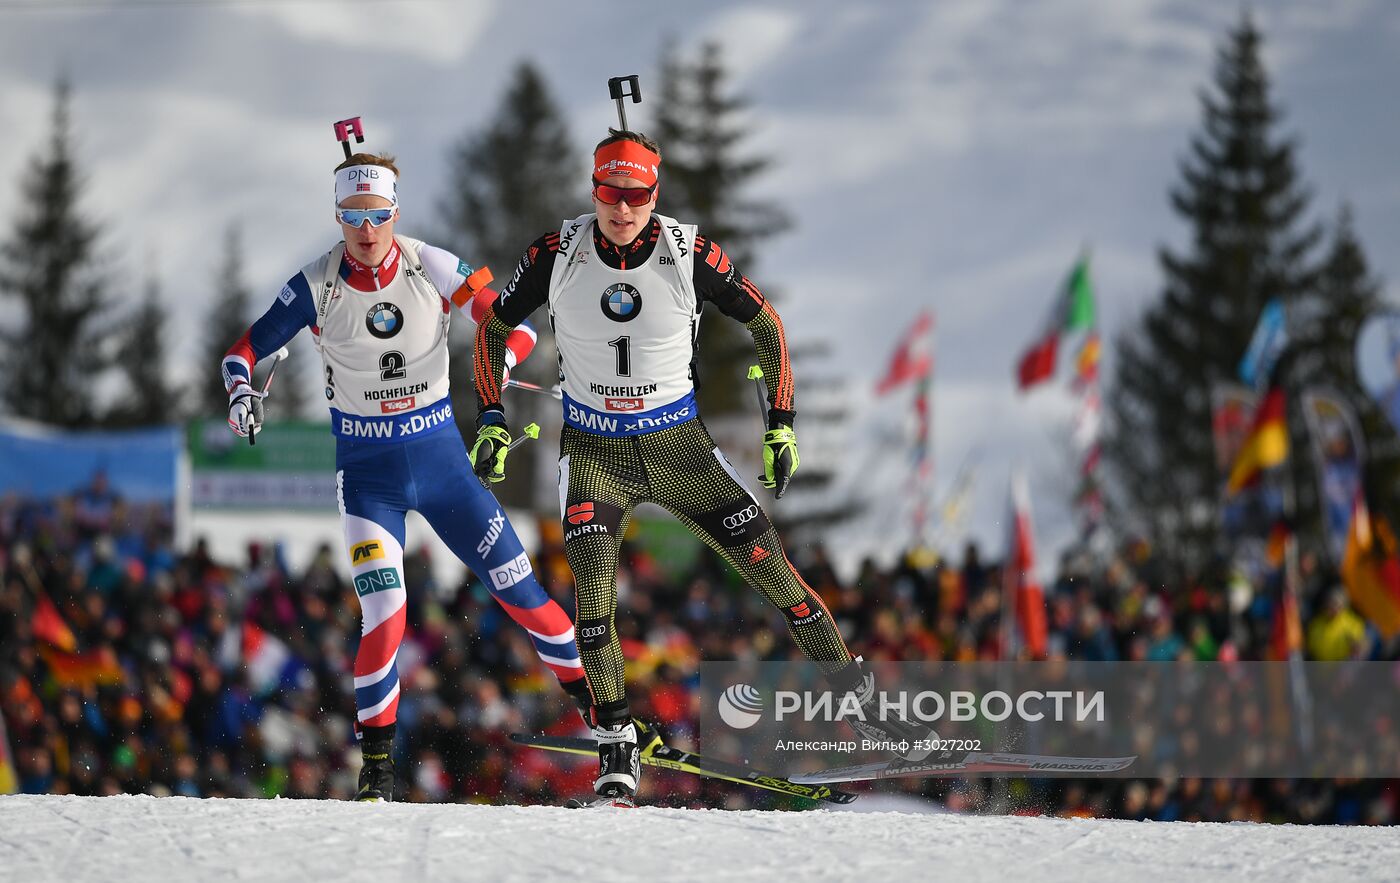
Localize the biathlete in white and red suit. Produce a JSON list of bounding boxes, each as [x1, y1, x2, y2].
[[219, 150, 590, 802]]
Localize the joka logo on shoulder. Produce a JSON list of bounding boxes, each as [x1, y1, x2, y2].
[[718, 683, 765, 730]]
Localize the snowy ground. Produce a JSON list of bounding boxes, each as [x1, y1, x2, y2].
[[1, 795, 1395, 883]]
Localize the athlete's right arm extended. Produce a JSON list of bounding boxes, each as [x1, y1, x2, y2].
[[221, 275, 315, 392], [472, 232, 556, 420], [221, 275, 314, 436]]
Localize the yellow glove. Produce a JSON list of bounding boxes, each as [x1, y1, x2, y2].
[[760, 426, 799, 498], [470, 421, 512, 484]]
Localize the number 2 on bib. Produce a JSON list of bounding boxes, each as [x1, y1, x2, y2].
[[380, 350, 406, 381]]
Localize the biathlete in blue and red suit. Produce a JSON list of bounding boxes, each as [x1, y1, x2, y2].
[[220, 149, 590, 802]]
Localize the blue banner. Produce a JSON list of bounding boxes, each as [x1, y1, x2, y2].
[[1239, 300, 1288, 390], [0, 419, 180, 503]]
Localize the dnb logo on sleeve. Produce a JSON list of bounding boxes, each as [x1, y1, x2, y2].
[[354, 567, 402, 596], [366, 302, 404, 339], [600, 283, 642, 322]]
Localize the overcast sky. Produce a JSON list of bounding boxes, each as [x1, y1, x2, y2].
[[2, 0, 1397, 567]]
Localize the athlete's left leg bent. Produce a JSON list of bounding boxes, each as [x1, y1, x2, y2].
[[641, 420, 854, 675], [408, 430, 587, 696]]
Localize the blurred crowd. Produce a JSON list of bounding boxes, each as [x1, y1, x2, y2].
[[1, 485, 1398, 824]]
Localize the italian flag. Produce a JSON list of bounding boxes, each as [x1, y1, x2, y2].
[[1017, 257, 1096, 390]]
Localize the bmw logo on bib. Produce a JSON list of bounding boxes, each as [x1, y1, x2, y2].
[[600, 283, 642, 323], [366, 302, 403, 339]]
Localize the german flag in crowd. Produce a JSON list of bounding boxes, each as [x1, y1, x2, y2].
[[31, 591, 77, 652], [27, 588, 124, 687], [1340, 494, 1400, 639], [1225, 385, 1289, 496], [37, 646, 124, 688]]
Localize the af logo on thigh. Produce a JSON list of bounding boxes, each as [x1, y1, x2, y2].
[[351, 540, 385, 565]]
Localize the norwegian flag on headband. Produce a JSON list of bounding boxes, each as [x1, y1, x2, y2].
[[357, 183, 371, 192], [876, 311, 934, 395]]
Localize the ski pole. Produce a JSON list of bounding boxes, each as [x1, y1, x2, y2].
[[505, 377, 562, 400], [473, 423, 539, 490], [750, 364, 795, 498], [249, 346, 290, 447], [507, 422, 541, 453], [746, 364, 768, 423], [607, 75, 642, 130]]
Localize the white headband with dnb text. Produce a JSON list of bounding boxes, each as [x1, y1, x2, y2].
[[335, 165, 398, 207]]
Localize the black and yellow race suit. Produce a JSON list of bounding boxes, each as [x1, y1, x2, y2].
[[474, 214, 856, 724]]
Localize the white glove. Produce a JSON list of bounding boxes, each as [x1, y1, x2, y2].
[[227, 382, 265, 438]]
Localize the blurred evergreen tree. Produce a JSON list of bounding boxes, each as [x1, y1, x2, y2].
[[199, 226, 252, 418], [652, 40, 792, 418], [1292, 205, 1398, 520], [1291, 206, 1380, 392], [438, 61, 581, 274], [111, 272, 181, 426], [1107, 15, 1321, 576], [0, 80, 113, 427], [437, 61, 580, 507], [200, 225, 311, 422]]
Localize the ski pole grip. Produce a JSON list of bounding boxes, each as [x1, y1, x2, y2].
[[507, 422, 541, 452]]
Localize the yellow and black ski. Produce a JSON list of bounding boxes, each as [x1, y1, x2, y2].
[[509, 728, 858, 805]]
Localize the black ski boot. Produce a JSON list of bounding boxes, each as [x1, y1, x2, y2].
[[356, 740, 396, 802], [591, 700, 641, 805], [831, 659, 943, 762]]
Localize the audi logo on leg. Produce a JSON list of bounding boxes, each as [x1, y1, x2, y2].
[[723, 505, 760, 530]]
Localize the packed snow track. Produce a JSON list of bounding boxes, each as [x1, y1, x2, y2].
[[1, 794, 1395, 882]]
